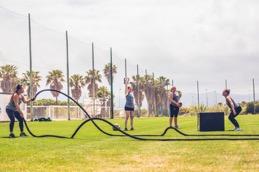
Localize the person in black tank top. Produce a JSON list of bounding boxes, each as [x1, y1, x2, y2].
[[168, 86, 182, 128], [222, 89, 242, 131], [5, 84, 33, 138]]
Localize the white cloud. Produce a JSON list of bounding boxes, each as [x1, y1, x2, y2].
[[0, 0, 259, 105]]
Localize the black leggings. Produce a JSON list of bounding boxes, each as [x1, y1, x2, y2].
[[228, 107, 242, 128], [6, 109, 24, 133]]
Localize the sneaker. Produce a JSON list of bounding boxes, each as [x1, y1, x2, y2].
[[234, 128, 241, 131], [124, 128, 128, 131], [130, 127, 134, 131], [9, 133, 15, 138], [20, 132, 27, 137]]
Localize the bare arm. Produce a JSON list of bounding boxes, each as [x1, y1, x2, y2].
[[125, 78, 129, 95], [21, 95, 32, 104]]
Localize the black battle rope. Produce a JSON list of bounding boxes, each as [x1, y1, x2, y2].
[[21, 89, 259, 141]]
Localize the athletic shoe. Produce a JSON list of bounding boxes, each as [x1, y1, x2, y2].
[[130, 128, 134, 131], [9, 133, 15, 138], [124, 128, 128, 131], [234, 128, 241, 131], [20, 132, 28, 137]]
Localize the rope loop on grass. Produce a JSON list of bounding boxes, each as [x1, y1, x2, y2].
[[21, 89, 259, 141]]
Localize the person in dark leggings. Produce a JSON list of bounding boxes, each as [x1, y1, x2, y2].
[[222, 89, 242, 131], [6, 84, 33, 138]]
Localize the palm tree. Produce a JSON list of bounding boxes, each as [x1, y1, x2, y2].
[[103, 63, 117, 85], [103, 63, 117, 114], [130, 75, 145, 117], [69, 74, 85, 102], [46, 69, 64, 103], [0, 64, 19, 93], [85, 69, 102, 97], [21, 70, 41, 97], [142, 74, 155, 115], [97, 86, 110, 117], [154, 76, 170, 116]]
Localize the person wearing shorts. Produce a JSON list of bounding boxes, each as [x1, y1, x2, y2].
[[124, 79, 134, 131]]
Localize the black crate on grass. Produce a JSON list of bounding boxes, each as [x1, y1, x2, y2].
[[198, 112, 224, 131]]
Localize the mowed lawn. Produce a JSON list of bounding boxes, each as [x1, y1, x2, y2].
[[0, 115, 259, 172]]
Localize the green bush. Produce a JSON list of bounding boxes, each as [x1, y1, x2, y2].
[[33, 99, 78, 106]]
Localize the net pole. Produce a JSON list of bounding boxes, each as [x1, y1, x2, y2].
[[253, 78, 256, 114], [66, 31, 70, 120], [28, 13, 33, 120], [110, 48, 114, 119], [197, 80, 200, 110], [91, 42, 96, 116], [225, 79, 228, 89]]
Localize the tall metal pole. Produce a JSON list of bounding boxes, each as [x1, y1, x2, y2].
[[252, 78, 256, 114], [145, 69, 149, 116], [214, 90, 217, 105], [28, 13, 33, 120], [137, 64, 140, 117], [66, 31, 70, 120], [153, 72, 157, 115], [91, 42, 96, 116], [205, 89, 208, 107], [225, 80, 228, 89], [110, 48, 114, 119], [197, 80, 200, 109], [125, 59, 128, 81]]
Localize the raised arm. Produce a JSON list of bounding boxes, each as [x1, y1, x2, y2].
[[125, 78, 129, 95]]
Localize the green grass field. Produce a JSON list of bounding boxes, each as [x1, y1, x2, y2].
[[0, 115, 259, 172]]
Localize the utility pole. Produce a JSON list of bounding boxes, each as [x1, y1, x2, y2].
[[28, 13, 33, 120], [110, 48, 114, 119], [66, 31, 70, 120]]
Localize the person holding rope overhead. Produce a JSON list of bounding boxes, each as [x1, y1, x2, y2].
[[124, 78, 135, 131], [6, 84, 34, 138], [222, 89, 242, 131], [168, 86, 182, 129]]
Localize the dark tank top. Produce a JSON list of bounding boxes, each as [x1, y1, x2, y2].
[[226, 97, 238, 109], [125, 93, 134, 108], [6, 94, 22, 111]]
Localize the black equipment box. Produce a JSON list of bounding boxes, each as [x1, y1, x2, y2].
[[197, 112, 225, 131]]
